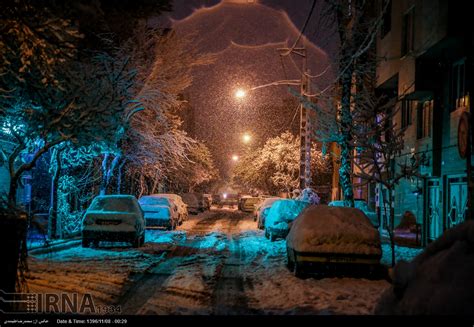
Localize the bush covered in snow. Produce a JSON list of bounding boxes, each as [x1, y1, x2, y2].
[[287, 205, 381, 256], [375, 220, 474, 315]]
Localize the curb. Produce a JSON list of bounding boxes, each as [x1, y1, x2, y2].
[[28, 238, 81, 256]]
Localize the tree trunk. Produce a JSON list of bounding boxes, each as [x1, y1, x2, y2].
[[338, 57, 355, 207], [387, 187, 396, 267], [49, 148, 62, 239]]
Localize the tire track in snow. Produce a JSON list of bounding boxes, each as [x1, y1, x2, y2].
[[116, 210, 225, 314], [210, 211, 261, 315]]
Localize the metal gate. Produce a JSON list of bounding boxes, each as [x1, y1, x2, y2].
[[426, 179, 441, 242], [446, 176, 468, 229]]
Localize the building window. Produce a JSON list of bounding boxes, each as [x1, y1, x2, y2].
[[380, 0, 392, 39], [401, 7, 415, 57], [401, 99, 413, 129], [417, 100, 432, 139], [450, 59, 467, 111]]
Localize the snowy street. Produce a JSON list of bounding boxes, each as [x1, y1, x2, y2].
[[27, 208, 395, 315]]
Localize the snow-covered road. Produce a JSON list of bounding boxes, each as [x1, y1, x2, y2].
[[27, 208, 401, 315]]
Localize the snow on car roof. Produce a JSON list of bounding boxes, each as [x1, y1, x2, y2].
[[265, 199, 310, 229], [88, 195, 139, 213], [287, 205, 381, 256], [139, 196, 171, 206]]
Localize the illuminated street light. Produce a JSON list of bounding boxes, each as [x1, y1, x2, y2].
[[232, 154, 239, 162], [242, 133, 251, 144], [235, 89, 247, 99]]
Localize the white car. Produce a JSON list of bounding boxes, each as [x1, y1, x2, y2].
[[264, 199, 310, 241], [239, 196, 261, 213], [255, 197, 280, 229], [151, 194, 188, 223], [328, 199, 379, 228], [82, 195, 145, 248], [138, 195, 180, 230], [286, 205, 383, 278]]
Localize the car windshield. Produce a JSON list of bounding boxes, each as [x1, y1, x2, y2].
[[90, 197, 136, 213], [245, 198, 260, 204], [139, 197, 169, 206]]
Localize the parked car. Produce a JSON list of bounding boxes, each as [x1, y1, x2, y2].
[[264, 199, 310, 241], [286, 205, 384, 278], [82, 195, 145, 248], [328, 199, 379, 228], [138, 195, 180, 230], [239, 196, 261, 213], [151, 194, 188, 223], [203, 194, 212, 210], [181, 193, 202, 214], [255, 197, 281, 229]]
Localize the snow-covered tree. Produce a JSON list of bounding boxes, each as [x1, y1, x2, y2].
[[233, 132, 332, 195]]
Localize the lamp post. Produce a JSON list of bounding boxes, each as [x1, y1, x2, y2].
[[233, 50, 312, 190]]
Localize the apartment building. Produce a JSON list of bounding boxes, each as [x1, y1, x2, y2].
[[374, 0, 472, 245]]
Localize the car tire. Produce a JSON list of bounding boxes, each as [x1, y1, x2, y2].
[[139, 235, 145, 247], [294, 259, 306, 279], [269, 231, 276, 242], [132, 236, 141, 248], [286, 250, 295, 272], [82, 238, 91, 248]]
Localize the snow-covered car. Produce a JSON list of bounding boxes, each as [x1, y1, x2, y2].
[[181, 193, 202, 214], [82, 195, 145, 248], [255, 197, 281, 229], [264, 199, 310, 241], [286, 205, 383, 278], [203, 194, 212, 210], [328, 199, 379, 227], [151, 194, 188, 223], [138, 195, 180, 230], [239, 196, 261, 213]]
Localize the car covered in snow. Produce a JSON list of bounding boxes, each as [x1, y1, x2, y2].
[[264, 199, 310, 241], [138, 195, 180, 230], [328, 199, 379, 228], [286, 205, 383, 278], [82, 195, 145, 248], [239, 196, 262, 213], [254, 197, 281, 229], [181, 193, 203, 214], [151, 194, 188, 223], [203, 194, 212, 210]]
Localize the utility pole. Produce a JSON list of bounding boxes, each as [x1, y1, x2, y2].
[[277, 45, 311, 190]]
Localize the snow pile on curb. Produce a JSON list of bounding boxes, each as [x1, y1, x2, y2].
[[375, 220, 474, 314], [287, 205, 381, 255]]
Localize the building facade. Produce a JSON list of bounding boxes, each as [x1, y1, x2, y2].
[[373, 0, 472, 245]]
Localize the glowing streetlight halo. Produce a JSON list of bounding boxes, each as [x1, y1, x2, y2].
[[242, 132, 251, 144], [231, 154, 239, 162], [235, 88, 247, 99]]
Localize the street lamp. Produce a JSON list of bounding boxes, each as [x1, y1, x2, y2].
[[242, 133, 251, 144], [231, 154, 239, 162], [235, 89, 246, 99]]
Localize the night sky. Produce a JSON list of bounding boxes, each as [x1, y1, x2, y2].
[[151, 0, 336, 178]]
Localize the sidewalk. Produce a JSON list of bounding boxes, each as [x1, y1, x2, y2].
[[27, 237, 81, 255]]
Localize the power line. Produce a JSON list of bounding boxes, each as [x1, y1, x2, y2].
[[281, 0, 317, 57]]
